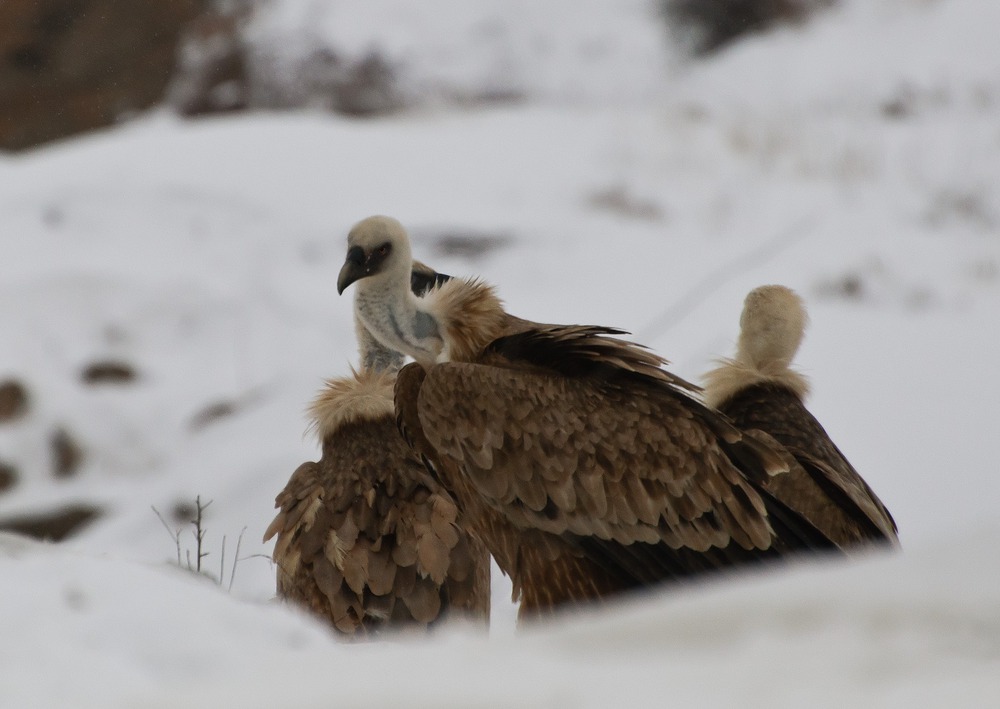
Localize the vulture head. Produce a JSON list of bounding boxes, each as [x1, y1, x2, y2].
[[703, 284, 810, 408], [737, 285, 809, 372], [337, 215, 413, 295], [338, 216, 448, 368]]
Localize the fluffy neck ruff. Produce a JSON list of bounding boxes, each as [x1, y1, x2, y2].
[[425, 278, 507, 363], [702, 356, 810, 409], [308, 367, 395, 443]]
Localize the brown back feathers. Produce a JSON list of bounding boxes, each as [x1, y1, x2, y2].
[[703, 285, 898, 548], [265, 371, 490, 635]]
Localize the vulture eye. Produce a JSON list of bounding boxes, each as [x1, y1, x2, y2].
[[378, 245, 389, 256]]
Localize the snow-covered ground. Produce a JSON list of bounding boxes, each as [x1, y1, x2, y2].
[[2, 0, 999, 705]]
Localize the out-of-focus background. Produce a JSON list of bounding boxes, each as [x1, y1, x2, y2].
[[1, 1, 999, 706]]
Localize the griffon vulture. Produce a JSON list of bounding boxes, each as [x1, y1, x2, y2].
[[336, 215, 839, 618], [702, 285, 898, 547], [263, 263, 490, 635]]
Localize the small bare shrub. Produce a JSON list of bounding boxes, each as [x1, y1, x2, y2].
[[153, 495, 256, 592]]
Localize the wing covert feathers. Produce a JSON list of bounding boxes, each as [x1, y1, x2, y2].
[[716, 383, 898, 547], [395, 318, 840, 618], [266, 372, 490, 636], [414, 361, 794, 552]]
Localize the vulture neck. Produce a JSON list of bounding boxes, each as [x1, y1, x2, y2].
[[354, 275, 444, 369], [355, 274, 508, 369], [354, 315, 404, 374]]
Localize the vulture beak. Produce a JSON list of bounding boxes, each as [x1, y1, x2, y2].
[[337, 245, 368, 295]]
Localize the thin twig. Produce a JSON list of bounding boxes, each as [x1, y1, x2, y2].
[[219, 534, 227, 588], [151, 505, 182, 566], [228, 527, 248, 592], [191, 495, 213, 574]]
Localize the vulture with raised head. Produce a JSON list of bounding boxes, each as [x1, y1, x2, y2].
[[337, 215, 840, 619], [263, 262, 491, 636], [702, 284, 898, 548]]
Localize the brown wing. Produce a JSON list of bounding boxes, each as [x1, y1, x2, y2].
[[719, 383, 898, 547], [264, 415, 490, 635], [399, 329, 836, 614], [396, 363, 636, 617], [415, 360, 827, 550]]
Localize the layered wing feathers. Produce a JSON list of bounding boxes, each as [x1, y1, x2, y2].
[[413, 324, 838, 575], [265, 414, 490, 635], [416, 360, 787, 554], [719, 383, 898, 546]]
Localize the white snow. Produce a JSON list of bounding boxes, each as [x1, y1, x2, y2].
[[2, 0, 999, 705]]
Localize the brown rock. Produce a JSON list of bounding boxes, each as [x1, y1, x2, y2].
[[0, 462, 18, 494], [0, 503, 102, 541], [0, 380, 29, 422], [80, 359, 137, 385], [0, 0, 205, 151], [662, 0, 836, 56], [51, 427, 84, 478]]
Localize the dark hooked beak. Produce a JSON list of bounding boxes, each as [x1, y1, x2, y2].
[[337, 245, 367, 295]]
